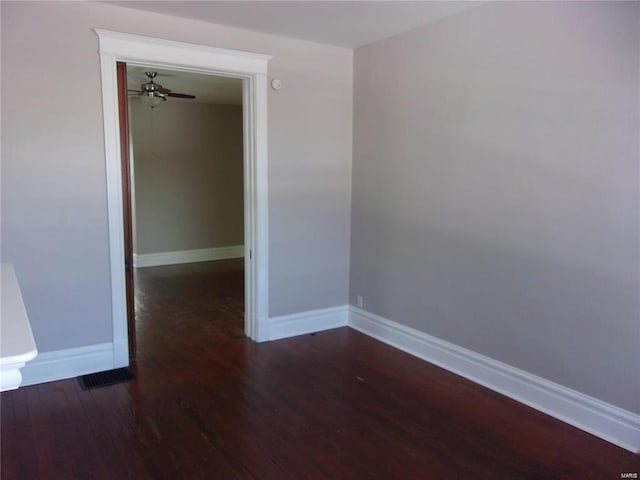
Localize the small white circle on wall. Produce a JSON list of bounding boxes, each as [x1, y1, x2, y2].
[[271, 79, 282, 90]]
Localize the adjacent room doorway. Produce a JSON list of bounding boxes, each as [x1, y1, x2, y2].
[[97, 30, 271, 367], [118, 63, 247, 358]]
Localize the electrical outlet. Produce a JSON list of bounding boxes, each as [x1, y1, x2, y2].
[[357, 295, 363, 308]]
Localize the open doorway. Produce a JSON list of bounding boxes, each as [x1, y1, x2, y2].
[[97, 29, 270, 367], [123, 65, 246, 357]]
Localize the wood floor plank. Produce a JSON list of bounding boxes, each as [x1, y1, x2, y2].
[[1, 259, 638, 479], [0, 387, 35, 479]]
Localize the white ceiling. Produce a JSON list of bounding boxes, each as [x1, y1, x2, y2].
[[127, 66, 243, 105], [110, 1, 481, 48]]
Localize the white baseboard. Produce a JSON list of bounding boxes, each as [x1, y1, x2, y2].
[[134, 245, 244, 268], [20, 342, 115, 387], [17, 306, 639, 453], [269, 305, 348, 341], [348, 306, 640, 454]]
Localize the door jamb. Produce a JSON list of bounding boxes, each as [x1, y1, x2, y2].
[[96, 29, 272, 367], [115, 62, 136, 358]]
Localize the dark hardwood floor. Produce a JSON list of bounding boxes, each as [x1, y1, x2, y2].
[[2, 259, 638, 479]]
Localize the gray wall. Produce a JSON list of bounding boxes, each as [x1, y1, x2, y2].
[[130, 99, 243, 254], [351, 1, 640, 413], [1, 1, 353, 352]]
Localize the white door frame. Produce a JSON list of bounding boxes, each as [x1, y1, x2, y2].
[[95, 29, 271, 367]]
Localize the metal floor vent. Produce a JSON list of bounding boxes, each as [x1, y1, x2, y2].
[[78, 368, 134, 390]]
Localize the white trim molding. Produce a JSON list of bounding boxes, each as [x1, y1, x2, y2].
[[20, 343, 115, 387], [269, 305, 349, 341], [348, 306, 640, 454], [133, 245, 244, 268], [95, 29, 271, 365], [94, 29, 269, 75]]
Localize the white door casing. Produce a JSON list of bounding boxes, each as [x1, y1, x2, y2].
[[95, 29, 271, 366]]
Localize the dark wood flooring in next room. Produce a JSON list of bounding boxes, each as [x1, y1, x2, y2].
[[1, 259, 638, 479]]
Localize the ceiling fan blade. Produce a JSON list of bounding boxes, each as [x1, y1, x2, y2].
[[167, 92, 196, 99], [128, 90, 142, 94], [157, 87, 172, 94]]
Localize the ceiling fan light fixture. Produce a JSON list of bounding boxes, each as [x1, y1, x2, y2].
[[140, 91, 166, 109], [129, 72, 196, 106]]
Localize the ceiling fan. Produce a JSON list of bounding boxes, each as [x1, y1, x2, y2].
[[128, 71, 196, 108]]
